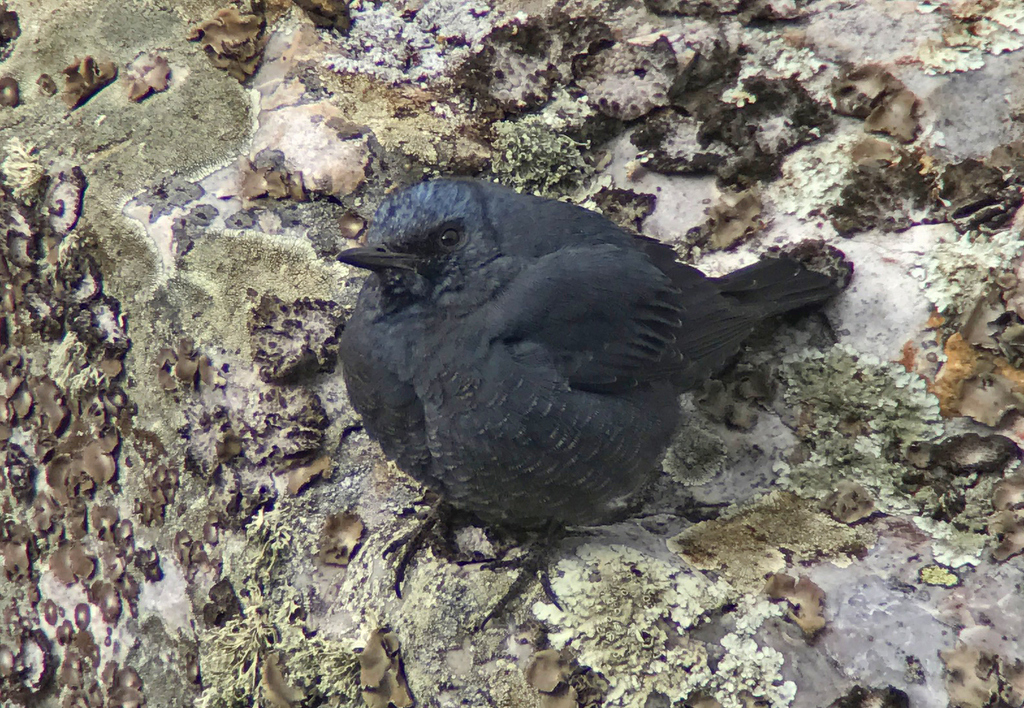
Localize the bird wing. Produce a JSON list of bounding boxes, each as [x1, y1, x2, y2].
[[481, 242, 757, 394]]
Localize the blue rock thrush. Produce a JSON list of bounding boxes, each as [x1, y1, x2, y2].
[[338, 178, 839, 528]]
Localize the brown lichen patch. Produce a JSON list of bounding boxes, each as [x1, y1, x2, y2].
[[89, 580, 122, 624], [990, 475, 1024, 561], [941, 645, 1000, 708], [36, 73, 56, 96], [106, 665, 145, 707], [931, 433, 1020, 476], [315, 73, 490, 173], [286, 454, 331, 495], [262, 651, 304, 707], [125, 52, 170, 102], [133, 547, 162, 582], [0, 628, 54, 704], [294, 0, 350, 31], [174, 530, 211, 580], [49, 542, 96, 585], [827, 142, 934, 236], [156, 338, 223, 390], [62, 56, 118, 109], [0, 2, 18, 50], [0, 76, 18, 107], [576, 37, 677, 121], [135, 464, 179, 526], [831, 64, 920, 143], [821, 480, 876, 523], [958, 374, 1024, 427], [706, 188, 762, 250], [826, 686, 910, 707], [240, 156, 306, 202], [250, 294, 343, 383], [188, 6, 265, 82], [1, 523, 33, 581], [590, 188, 657, 234], [337, 213, 365, 241], [764, 573, 826, 636], [668, 491, 875, 591], [682, 694, 723, 708], [318, 511, 363, 567], [936, 159, 1023, 234], [3, 442, 37, 504], [203, 578, 242, 627], [358, 629, 413, 708], [526, 649, 578, 708]]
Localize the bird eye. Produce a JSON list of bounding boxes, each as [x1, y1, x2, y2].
[[438, 227, 465, 251]]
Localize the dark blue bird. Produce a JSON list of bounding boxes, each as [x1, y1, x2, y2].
[[338, 178, 838, 528]]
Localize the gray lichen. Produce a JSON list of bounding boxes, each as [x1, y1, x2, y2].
[[776, 344, 943, 513], [532, 543, 798, 708]]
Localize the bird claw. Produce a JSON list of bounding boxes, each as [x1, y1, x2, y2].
[[383, 500, 446, 598]]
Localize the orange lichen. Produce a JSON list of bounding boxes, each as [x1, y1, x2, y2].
[[929, 333, 981, 416], [898, 340, 917, 373]]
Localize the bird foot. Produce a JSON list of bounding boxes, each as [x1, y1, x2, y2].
[[383, 497, 448, 598], [475, 522, 565, 630]]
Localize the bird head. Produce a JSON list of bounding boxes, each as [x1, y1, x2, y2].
[[338, 179, 515, 311]]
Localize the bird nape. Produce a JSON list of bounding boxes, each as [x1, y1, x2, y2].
[[338, 177, 844, 530]]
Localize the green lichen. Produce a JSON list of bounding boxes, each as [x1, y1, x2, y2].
[[777, 345, 1001, 566], [491, 110, 592, 197], [198, 502, 360, 708], [715, 633, 797, 707], [197, 586, 360, 708], [919, 563, 960, 587], [532, 544, 797, 708], [48, 332, 107, 396], [776, 344, 943, 514], [245, 505, 295, 584], [913, 227, 1024, 317], [770, 130, 858, 220], [0, 138, 46, 204], [918, 0, 1024, 75], [533, 544, 728, 707]]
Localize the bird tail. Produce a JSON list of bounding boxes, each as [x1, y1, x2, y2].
[[712, 257, 840, 316]]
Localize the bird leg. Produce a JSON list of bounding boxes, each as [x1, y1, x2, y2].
[[383, 496, 448, 598], [475, 521, 565, 630], [384, 497, 512, 597]]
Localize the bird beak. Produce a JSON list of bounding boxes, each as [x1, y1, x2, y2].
[[338, 246, 419, 272]]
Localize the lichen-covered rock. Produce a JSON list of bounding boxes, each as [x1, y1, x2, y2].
[[250, 294, 343, 382], [188, 6, 265, 82], [827, 142, 934, 236], [62, 56, 117, 109], [294, 0, 351, 32], [576, 37, 677, 121], [533, 544, 732, 707], [125, 52, 171, 102], [832, 65, 921, 143]]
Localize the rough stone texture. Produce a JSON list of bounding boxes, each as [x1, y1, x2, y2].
[[0, 0, 1023, 707]]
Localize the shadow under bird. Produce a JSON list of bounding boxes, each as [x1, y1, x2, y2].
[[338, 178, 839, 529]]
